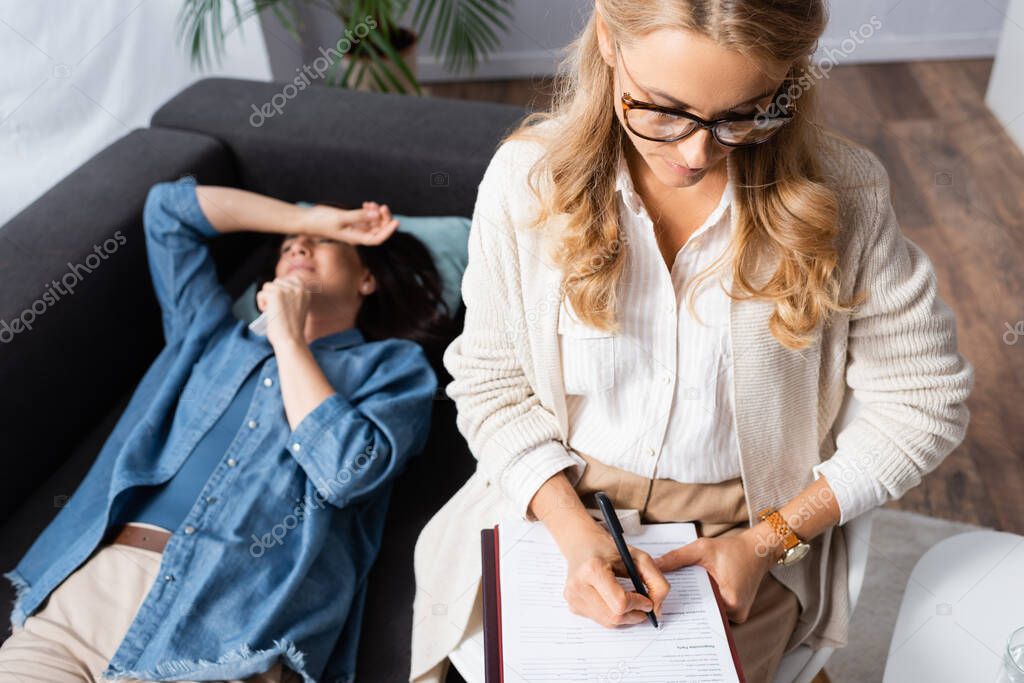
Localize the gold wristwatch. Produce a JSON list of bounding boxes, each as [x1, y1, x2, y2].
[[757, 507, 811, 566]]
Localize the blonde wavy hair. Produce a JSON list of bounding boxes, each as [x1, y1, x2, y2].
[[506, 0, 860, 349]]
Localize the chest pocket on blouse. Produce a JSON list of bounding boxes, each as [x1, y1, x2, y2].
[[558, 299, 615, 395], [706, 329, 732, 415]]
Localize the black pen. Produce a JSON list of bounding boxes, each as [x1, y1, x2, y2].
[[594, 491, 659, 629]]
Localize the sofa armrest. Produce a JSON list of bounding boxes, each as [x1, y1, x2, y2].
[[0, 128, 239, 518]]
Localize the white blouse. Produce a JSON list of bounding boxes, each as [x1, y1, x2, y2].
[[559, 152, 888, 523], [561, 153, 740, 483]]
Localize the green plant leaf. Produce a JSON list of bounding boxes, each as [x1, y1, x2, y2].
[[177, 0, 513, 85], [412, 0, 513, 75], [363, 27, 422, 94]]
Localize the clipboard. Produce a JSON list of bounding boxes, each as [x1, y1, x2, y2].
[[480, 524, 746, 683]]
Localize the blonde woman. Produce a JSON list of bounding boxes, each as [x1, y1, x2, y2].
[[411, 1, 972, 682]]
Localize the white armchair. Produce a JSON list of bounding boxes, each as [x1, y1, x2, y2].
[[772, 388, 874, 683]]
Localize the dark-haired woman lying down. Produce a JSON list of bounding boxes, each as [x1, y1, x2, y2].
[[0, 178, 446, 683]]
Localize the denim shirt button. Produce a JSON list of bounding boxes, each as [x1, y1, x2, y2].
[[184, 525, 195, 534], [247, 419, 258, 429], [262, 377, 273, 388], [227, 458, 237, 467], [164, 574, 174, 581], [206, 496, 217, 503], [291, 443, 301, 453]]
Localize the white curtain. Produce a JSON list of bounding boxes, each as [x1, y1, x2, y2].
[[0, 0, 272, 225]]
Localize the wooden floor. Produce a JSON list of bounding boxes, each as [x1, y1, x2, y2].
[[426, 59, 1024, 535]]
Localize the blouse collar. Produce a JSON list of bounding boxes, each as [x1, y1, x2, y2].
[[614, 151, 735, 232]]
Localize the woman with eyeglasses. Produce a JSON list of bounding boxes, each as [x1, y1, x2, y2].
[[411, 2, 972, 683]]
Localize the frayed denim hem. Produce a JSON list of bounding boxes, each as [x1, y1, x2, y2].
[[3, 569, 30, 628], [102, 638, 320, 683]]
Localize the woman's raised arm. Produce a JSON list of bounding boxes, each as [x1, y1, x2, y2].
[[195, 185, 396, 242]]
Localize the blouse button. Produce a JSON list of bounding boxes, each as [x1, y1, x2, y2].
[[291, 443, 301, 453], [184, 525, 195, 535], [247, 419, 258, 429], [263, 377, 273, 388], [227, 458, 237, 467]]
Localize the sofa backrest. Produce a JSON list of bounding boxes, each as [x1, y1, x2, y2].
[[151, 78, 528, 217]]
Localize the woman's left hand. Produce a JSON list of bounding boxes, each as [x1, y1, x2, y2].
[[256, 274, 311, 348], [654, 528, 774, 623]]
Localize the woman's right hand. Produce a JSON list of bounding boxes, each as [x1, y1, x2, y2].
[[555, 513, 671, 628]]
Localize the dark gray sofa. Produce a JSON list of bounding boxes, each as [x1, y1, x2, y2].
[[0, 77, 526, 682]]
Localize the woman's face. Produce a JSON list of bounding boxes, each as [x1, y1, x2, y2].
[[274, 234, 374, 305], [597, 20, 790, 189]]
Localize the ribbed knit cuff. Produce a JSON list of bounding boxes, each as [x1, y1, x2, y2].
[[500, 442, 587, 521], [813, 448, 889, 525]]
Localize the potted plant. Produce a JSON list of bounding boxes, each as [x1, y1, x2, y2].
[[178, 0, 514, 95]]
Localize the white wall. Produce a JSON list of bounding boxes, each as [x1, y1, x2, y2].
[[410, 0, 1011, 81], [985, 0, 1024, 151], [2, 0, 1013, 226], [0, 0, 272, 226]]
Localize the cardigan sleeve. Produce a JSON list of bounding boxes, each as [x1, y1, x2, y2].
[[813, 155, 973, 524], [443, 141, 584, 520]]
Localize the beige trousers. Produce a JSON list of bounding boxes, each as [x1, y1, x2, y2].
[[573, 452, 801, 683], [0, 536, 302, 683]]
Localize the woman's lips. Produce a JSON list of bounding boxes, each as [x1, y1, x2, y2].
[[666, 159, 702, 176]]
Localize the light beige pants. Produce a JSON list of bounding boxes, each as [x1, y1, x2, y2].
[[573, 452, 801, 683], [0, 536, 302, 683]]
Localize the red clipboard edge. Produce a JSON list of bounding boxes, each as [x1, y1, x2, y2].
[[705, 570, 747, 683], [480, 527, 504, 683], [494, 526, 503, 683]]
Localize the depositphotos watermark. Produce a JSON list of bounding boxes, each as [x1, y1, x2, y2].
[[249, 445, 378, 557], [756, 16, 882, 123], [249, 15, 378, 127], [0, 231, 127, 343]]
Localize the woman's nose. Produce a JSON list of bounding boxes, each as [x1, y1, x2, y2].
[[287, 239, 312, 256], [675, 128, 716, 169]]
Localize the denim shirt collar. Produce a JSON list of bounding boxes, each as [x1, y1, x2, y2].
[[309, 326, 364, 351]]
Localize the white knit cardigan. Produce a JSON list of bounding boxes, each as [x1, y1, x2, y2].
[[408, 127, 973, 682]]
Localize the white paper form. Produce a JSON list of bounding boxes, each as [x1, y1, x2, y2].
[[497, 518, 741, 683]]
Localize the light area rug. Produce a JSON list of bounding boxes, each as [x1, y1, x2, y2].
[[824, 508, 983, 683]]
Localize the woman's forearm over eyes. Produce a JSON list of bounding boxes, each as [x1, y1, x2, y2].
[[196, 186, 309, 236]]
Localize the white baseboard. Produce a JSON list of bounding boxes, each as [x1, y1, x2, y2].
[[416, 48, 566, 83], [416, 32, 1001, 83], [813, 31, 1003, 65]]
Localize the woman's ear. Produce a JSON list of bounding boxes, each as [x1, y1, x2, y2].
[[359, 271, 377, 297]]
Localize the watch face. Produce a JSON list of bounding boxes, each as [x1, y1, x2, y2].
[[780, 542, 811, 566]]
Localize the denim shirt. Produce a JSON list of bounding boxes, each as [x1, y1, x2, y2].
[[4, 178, 437, 683]]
